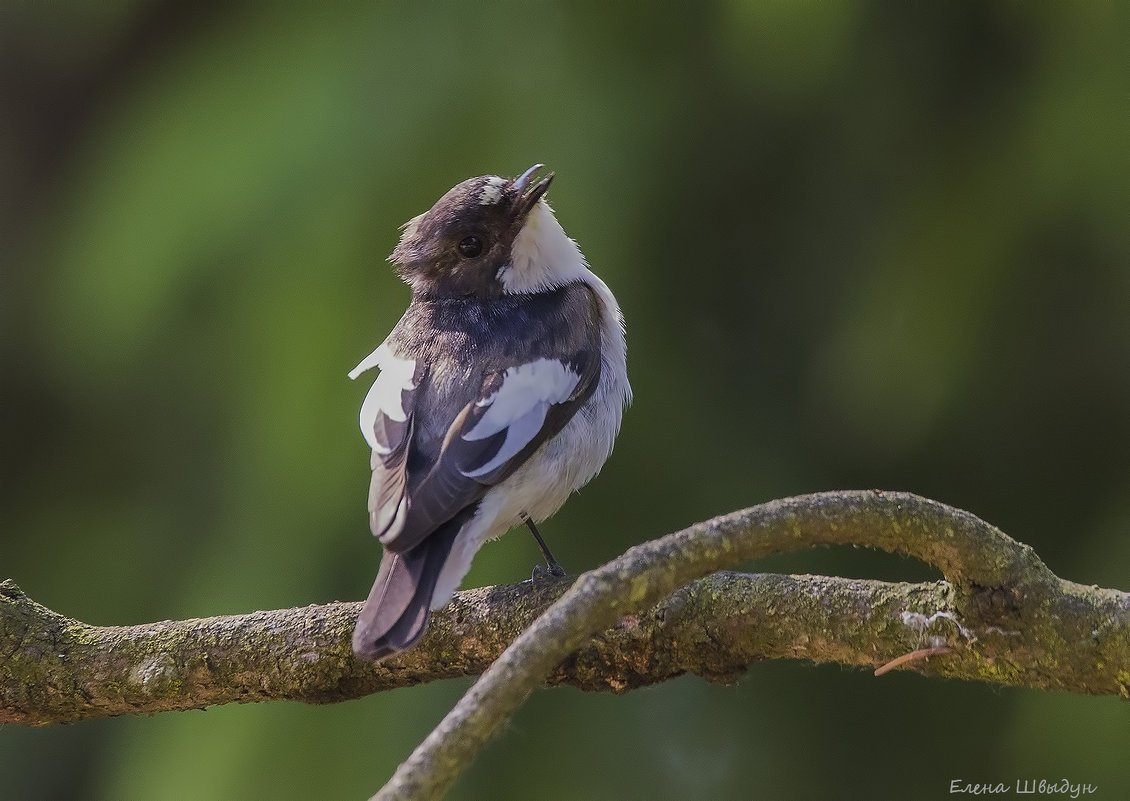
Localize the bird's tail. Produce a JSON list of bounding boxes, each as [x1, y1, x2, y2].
[[352, 518, 461, 661]]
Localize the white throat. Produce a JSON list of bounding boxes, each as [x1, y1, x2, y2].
[[498, 200, 590, 294], [499, 197, 632, 411]]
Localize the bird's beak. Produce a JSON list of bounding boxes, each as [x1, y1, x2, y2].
[[512, 163, 554, 217]]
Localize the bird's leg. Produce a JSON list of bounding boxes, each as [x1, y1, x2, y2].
[[524, 517, 566, 579]]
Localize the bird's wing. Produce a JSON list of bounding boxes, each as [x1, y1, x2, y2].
[[369, 352, 601, 553], [353, 344, 427, 538]]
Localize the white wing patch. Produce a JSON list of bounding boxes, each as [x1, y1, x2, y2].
[[348, 344, 383, 380], [461, 358, 581, 478], [352, 344, 417, 453]]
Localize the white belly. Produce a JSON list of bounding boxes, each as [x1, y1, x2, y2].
[[429, 360, 627, 608]]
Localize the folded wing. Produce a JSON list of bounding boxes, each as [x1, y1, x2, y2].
[[366, 353, 600, 553]]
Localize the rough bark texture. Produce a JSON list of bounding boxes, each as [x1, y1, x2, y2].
[[2, 492, 1127, 797], [367, 490, 1129, 801]]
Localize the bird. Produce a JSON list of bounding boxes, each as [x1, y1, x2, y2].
[[348, 164, 631, 661]]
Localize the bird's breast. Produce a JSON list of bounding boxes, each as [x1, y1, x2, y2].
[[483, 364, 625, 532]]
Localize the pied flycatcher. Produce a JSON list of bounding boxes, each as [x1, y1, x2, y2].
[[349, 164, 631, 661]]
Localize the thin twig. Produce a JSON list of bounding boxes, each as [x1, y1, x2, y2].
[[874, 646, 953, 676]]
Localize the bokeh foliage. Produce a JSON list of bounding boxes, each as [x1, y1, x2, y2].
[[2, 2, 1126, 799]]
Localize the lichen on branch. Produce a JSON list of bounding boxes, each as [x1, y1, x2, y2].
[[2, 491, 1127, 799], [368, 490, 1129, 801]]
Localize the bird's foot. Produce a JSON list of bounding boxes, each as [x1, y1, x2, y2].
[[524, 517, 567, 581], [531, 561, 567, 581]]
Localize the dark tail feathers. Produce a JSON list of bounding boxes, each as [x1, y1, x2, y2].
[[352, 520, 460, 661]]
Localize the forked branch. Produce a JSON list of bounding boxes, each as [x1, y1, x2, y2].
[[2, 491, 1127, 801], [369, 490, 1128, 801]]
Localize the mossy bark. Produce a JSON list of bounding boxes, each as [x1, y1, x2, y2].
[[368, 490, 1129, 801], [2, 491, 1127, 798]]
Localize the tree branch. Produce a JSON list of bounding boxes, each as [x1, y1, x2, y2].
[[369, 490, 1129, 801], [2, 492, 1127, 794]]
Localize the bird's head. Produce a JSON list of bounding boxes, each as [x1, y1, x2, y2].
[[390, 164, 586, 299]]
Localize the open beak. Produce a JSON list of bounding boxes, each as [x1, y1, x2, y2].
[[511, 163, 555, 216]]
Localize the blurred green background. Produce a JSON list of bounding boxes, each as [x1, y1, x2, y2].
[[2, 2, 1127, 799]]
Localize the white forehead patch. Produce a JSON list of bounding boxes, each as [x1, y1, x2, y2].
[[479, 176, 507, 205]]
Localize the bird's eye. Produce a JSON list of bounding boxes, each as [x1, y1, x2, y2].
[[457, 235, 484, 258]]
